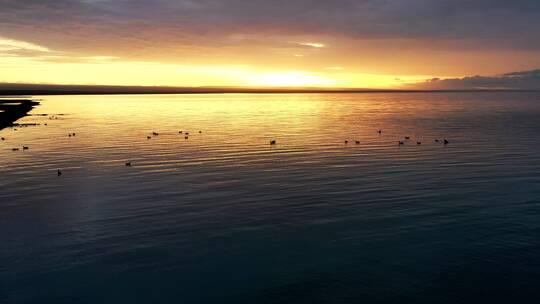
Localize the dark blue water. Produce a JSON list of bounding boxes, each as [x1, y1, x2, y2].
[[1, 93, 540, 303]]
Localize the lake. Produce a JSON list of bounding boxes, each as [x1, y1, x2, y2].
[[1, 93, 540, 303]]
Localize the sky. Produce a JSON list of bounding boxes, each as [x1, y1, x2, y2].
[[1, 0, 540, 89]]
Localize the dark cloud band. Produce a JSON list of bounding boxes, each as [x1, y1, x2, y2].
[[2, 0, 540, 51]]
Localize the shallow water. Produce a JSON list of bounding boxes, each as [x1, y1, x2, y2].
[[1, 93, 540, 303]]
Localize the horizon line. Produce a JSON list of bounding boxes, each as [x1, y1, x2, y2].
[[1, 83, 539, 96]]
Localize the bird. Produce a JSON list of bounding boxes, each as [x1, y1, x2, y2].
[[405, 136, 410, 140], [147, 136, 152, 139], [152, 132, 159, 136], [344, 140, 349, 144], [125, 161, 132, 167], [1, 137, 5, 141], [398, 141, 404, 145], [378, 130, 382, 134], [355, 141, 360, 145], [12, 148, 19, 151], [179, 131, 183, 134], [72, 133, 76, 136], [270, 140, 276, 145], [444, 139, 449, 145], [68, 134, 72, 137], [23, 146, 29, 150], [44, 123, 48, 126], [185, 132, 190, 135], [417, 142, 422, 145], [57, 169, 62, 176], [185, 136, 189, 140], [434, 139, 440, 143], [199, 130, 202, 134]]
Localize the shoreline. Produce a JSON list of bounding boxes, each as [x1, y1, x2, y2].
[[0, 99, 40, 130]]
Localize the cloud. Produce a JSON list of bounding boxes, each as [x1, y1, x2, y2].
[[2, 0, 540, 54], [413, 69, 540, 90], [0, 37, 50, 53], [299, 43, 325, 48]]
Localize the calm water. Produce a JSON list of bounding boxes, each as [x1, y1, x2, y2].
[[1, 93, 540, 303]]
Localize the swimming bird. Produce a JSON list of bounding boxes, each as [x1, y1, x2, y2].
[[152, 132, 159, 136], [185, 136, 189, 140], [185, 132, 190, 135], [398, 141, 404, 145], [355, 141, 360, 145], [405, 136, 410, 140], [444, 139, 449, 145], [23, 146, 29, 150], [270, 140, 276, 145], [68, 134, 72, 137], [125, 161, 132, 167], [344, 140, 349, 144], [378, 130, 382, 134], [417, 142, 421, 145], [147, 136, 152, 139], [434, 139, 440, 143], [1, 137, 4, 140], [57, 169, 62, 176], [199, 131, 202, 134], [179, 131, 183, 134], [12, 148, 19, 151], [72, 133, 76, 136]]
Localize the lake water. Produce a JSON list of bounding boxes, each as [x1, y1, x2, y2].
[[1, 93, 540, 303]]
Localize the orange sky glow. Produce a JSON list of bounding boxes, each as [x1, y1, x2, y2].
[[2, 1, 540, 89]]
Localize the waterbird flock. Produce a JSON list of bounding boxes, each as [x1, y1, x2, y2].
[[2, 123, 452, 176]]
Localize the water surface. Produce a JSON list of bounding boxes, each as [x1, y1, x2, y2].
[[2, 93, 540, 303]]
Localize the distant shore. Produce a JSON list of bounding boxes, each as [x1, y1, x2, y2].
[[1, 83, 539, 96]]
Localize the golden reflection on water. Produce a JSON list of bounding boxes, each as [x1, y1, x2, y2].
[[4, 94, 540, 304], [0, 93, 518, 169]]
